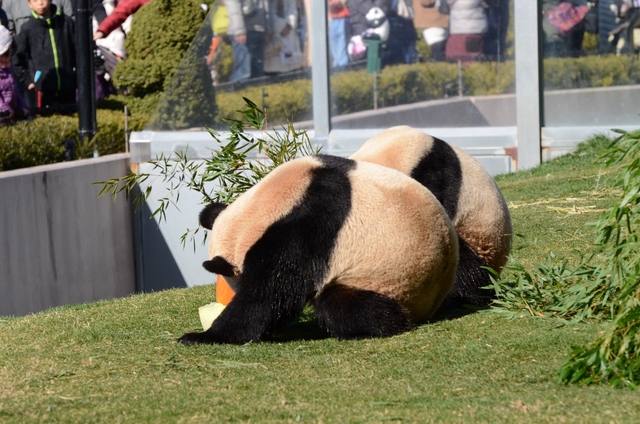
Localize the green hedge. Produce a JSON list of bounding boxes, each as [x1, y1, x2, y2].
[[544, 55, 640, 89], [215, 54, 639, 125], [113, 0, 205, 97], [0, 108, 146, 171], [112, 0, 216, 130]]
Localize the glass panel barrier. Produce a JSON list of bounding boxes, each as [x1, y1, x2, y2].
[[143, 0, 313, 132], [130, 1, 523, 175], [541, 0, 640, 128], [327, 0, 516, 130]]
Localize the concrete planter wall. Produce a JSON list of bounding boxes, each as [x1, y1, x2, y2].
[[0, 154, 136, 316]]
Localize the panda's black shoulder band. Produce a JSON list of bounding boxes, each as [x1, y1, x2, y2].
[[411, 137, 462, 219]]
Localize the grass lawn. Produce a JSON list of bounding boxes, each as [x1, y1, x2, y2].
[[2, 136, 638, 423]]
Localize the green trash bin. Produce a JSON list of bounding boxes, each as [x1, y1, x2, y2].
[[364, 39, 382, 74]]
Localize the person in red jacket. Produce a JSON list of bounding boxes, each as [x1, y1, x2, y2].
[[93, 0, 150, 40]]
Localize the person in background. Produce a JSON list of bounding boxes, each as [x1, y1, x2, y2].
[[608, 0, 640, 54], [541, 0, 587, 58], [443, 0, 488, 63], [94, 0, 128, 62], [93, 0, 149, 40], [12, 0, 76, 110], [413, 0, 448, 61], [384, 0, 419, 65], [483, 0, 509, 60], [596, 0, 617, 52], [226, 0, 271, 80], [206, 0, 229, 85], [329, 0, 350, 67], [264, 0, 302, 73], [346, 0, 392, 61], [70, 0, 106, 21], [0, 0, 9, 28], [299, 0, 310, 67], [0, 25, 28, 124], [4, 0, 72, 35]]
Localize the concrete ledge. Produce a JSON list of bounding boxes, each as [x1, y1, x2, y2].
[[0, 154, 136, 316]]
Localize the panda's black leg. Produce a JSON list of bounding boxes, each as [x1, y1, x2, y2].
[[178, 296, 271, 345], [440, 237, 493, 310], [314, 284, 414, 340], [178, 272, 313, 345]]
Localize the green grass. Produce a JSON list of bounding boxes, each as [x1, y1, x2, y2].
[[496, 135, 621, 268], [3, 135, 640, 423]]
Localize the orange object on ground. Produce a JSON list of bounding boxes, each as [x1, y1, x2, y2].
[[216, 275, 236, 305]]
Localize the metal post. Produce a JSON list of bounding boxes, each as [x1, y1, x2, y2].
[[76, 0, 97, 154], [514, 0, 543, 170], [457, 59, 463, 97], [124, 106, 130, 153], [373, 72, 378, 110], [310, 1, 331, 140]]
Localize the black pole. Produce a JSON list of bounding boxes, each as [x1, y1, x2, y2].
[[76, 0, 97, 153]]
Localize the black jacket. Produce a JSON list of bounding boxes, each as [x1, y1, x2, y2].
[[12, 4, 76, 105]]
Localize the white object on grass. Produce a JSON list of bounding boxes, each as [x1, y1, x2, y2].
[[198, 302, 226, 330]]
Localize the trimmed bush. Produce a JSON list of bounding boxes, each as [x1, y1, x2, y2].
[[0, 109, 146, 171], [145, 23, 217, 130], [112, 0, 215, 130], [216, 79, 312, 127], [377, 62, 459, 106], [543, 55, 640, 90], [463, 60, 516, 95], [213, 54, 639, 126], [113, 0, 206, 97], [0, 116, 70, 171]]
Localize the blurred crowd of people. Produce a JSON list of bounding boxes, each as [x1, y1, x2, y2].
[[206, 0, 513, 84], [0, 0, 131, 125], [543, 0, 640, 57], [1, 0, 638, 124], [206, 0, 307, 84], [208, 0, 640, 85]]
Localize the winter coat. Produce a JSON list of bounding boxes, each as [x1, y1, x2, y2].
[[447, 0, 487, 35], [4, 0, 73, 35], [346, 0, 392, 36], [264, 0, 302, 73], [0, 66, 28, 124], [12, 5, 77, 104], [97, 0, 150, 37], [0, 8, 8, 28], [226, 0, 271, 35], [413, 0, 448, 29], [329, 0, 350, 19], [70, 0, 108, 23]]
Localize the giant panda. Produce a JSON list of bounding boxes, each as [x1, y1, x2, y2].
[[350, 126, 512, 308], [178, 154, 458, 345]]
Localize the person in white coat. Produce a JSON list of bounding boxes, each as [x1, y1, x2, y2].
[[264, 0, 302, 73], [444, 0, 487, 62]]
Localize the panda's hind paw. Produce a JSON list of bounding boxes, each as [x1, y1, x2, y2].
[[177, 331, 214, 345]]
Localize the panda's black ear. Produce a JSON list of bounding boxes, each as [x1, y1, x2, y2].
[[203, 256, 235, 276], [199, 202, 227, 229]]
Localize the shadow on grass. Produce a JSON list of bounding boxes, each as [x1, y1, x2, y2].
[[268, 318, 330, 343], [266, 306, 330, 343], [430, 304, 483, 323], [267, 303, 484, 343]]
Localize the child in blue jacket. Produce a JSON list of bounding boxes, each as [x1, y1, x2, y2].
[[12, 0, 76, 111]]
